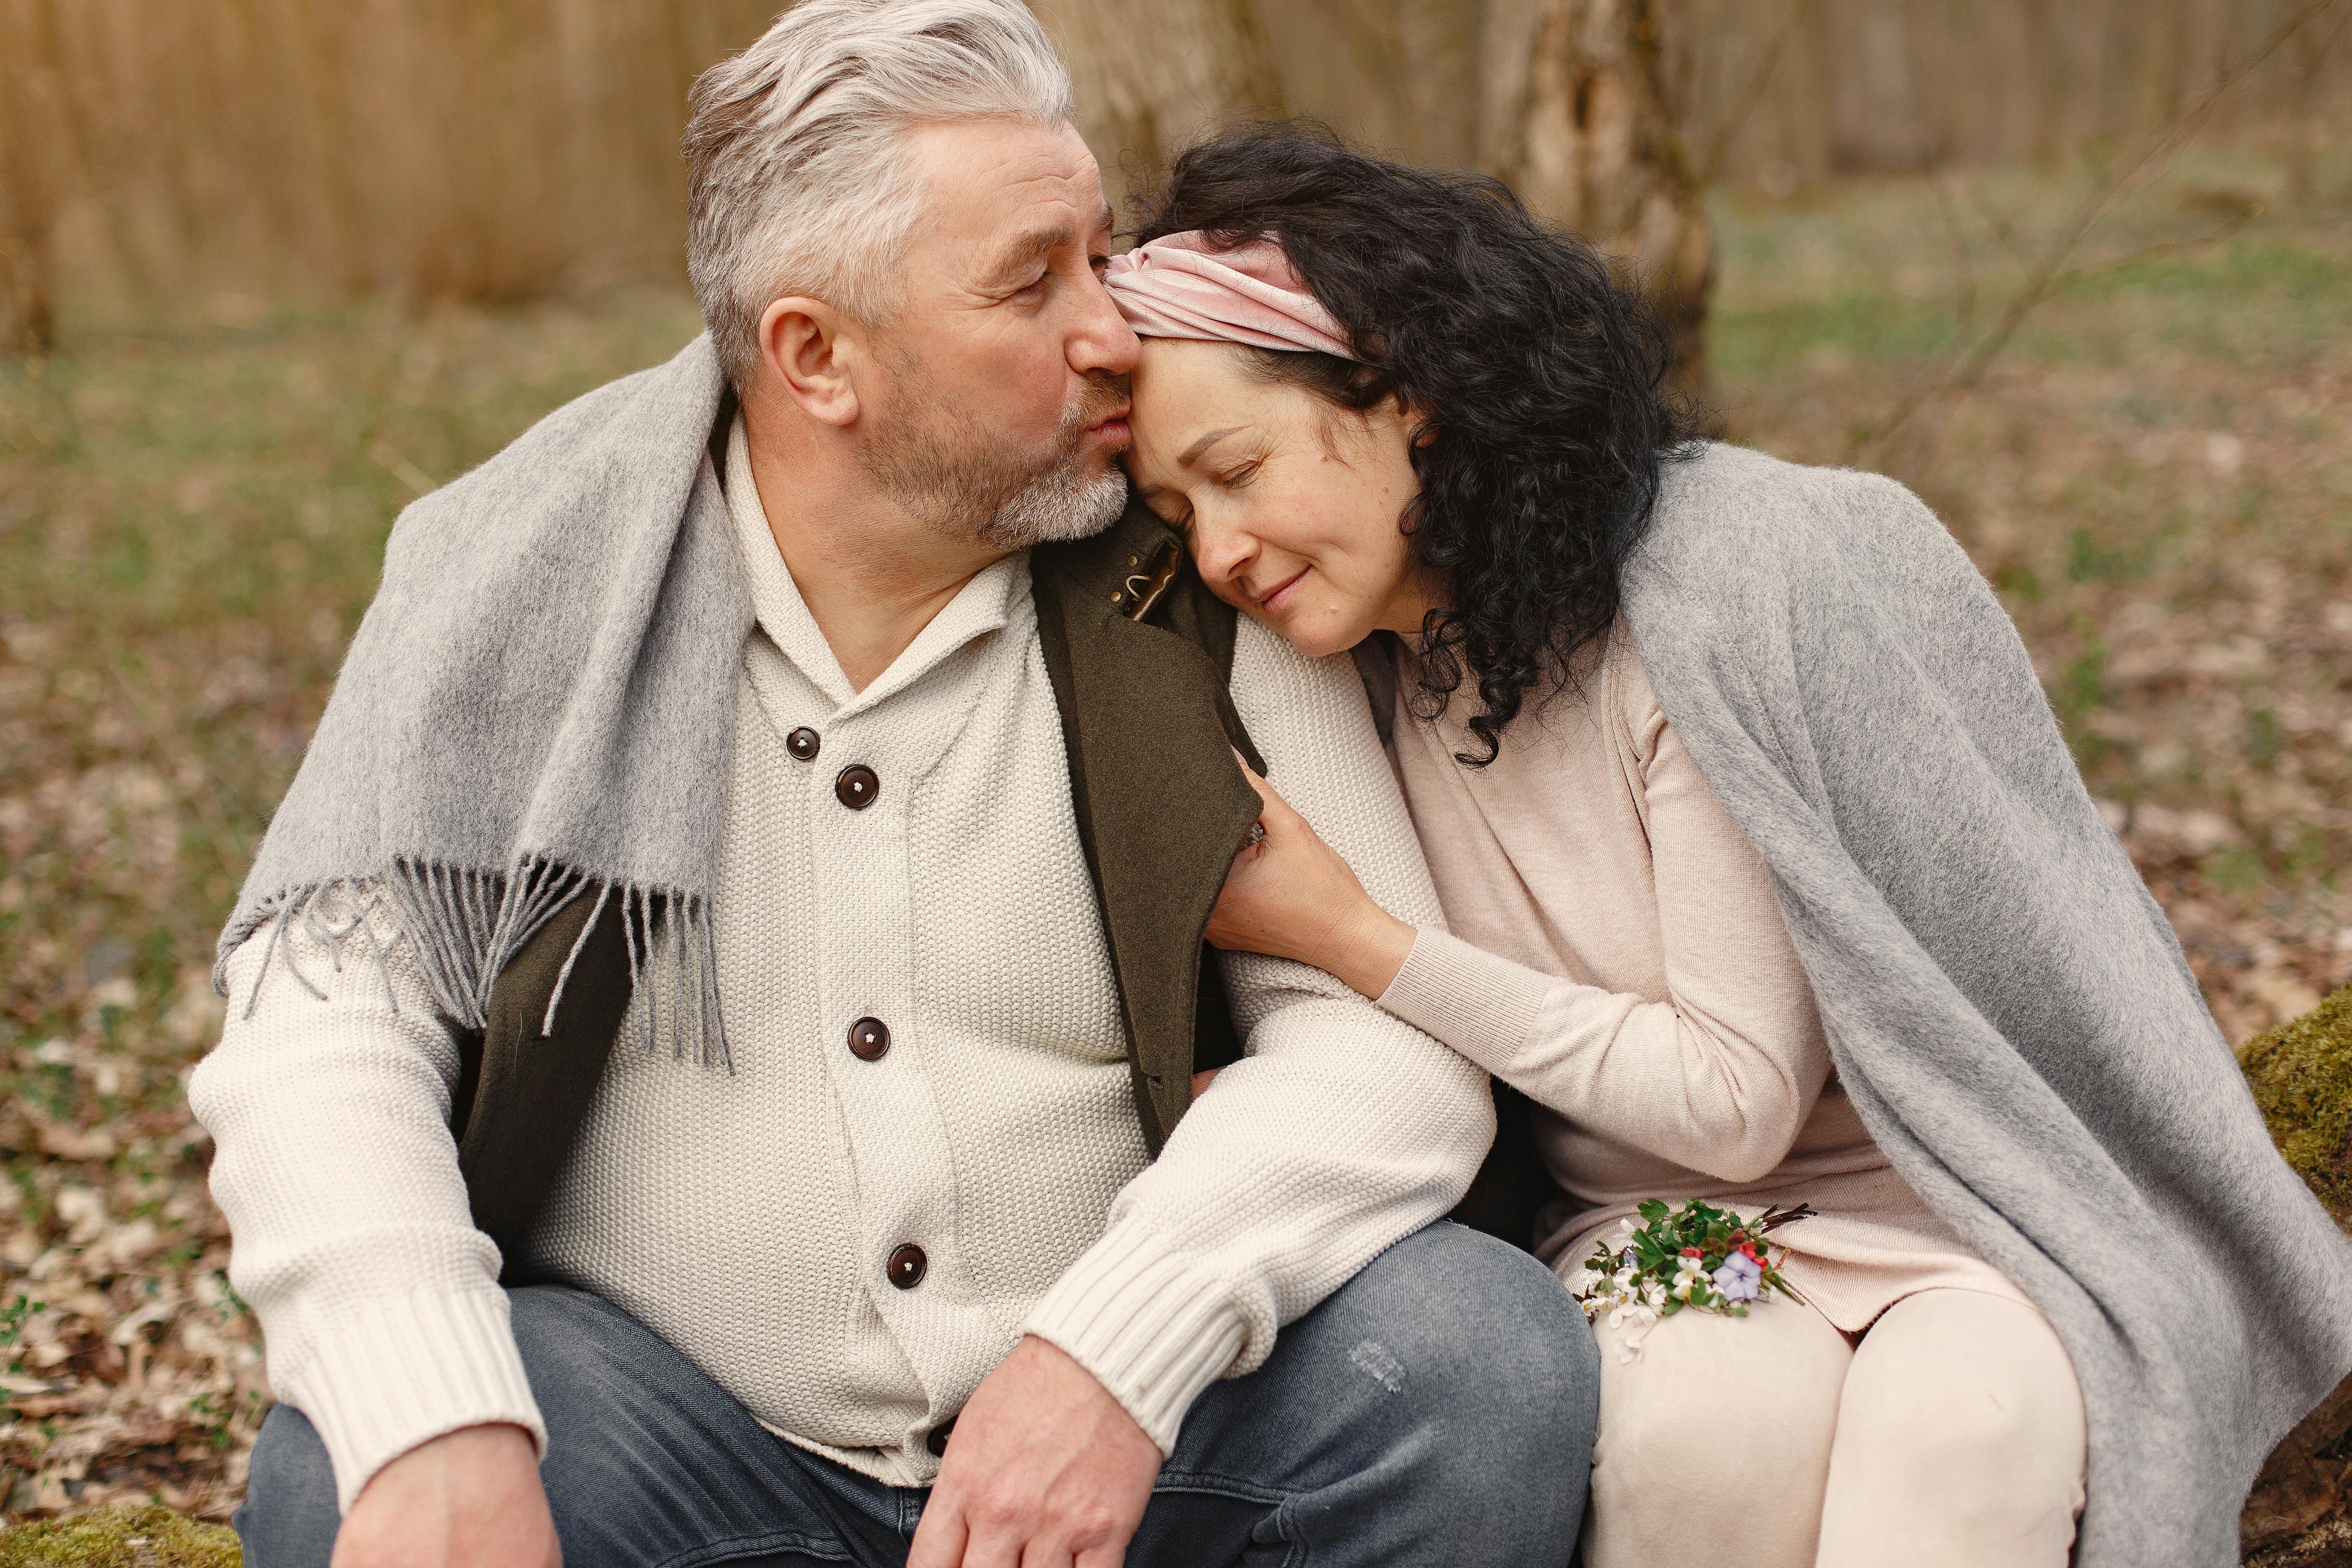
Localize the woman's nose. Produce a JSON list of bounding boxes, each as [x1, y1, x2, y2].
[[1190, 516, 1257, 586]]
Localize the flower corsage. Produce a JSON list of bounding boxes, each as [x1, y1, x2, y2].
[[1565, 1198, 1814, 1362]]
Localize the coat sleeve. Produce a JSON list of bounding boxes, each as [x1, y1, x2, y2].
[[188, 892, 544, 1514], [1023, 617, 1494, 1452]]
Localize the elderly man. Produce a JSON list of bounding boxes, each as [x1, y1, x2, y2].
[[198, 2, 1597, 1564]]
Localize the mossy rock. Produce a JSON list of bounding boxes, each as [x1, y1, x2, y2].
[[0, 1507, 238, 1568], [2243, 983, 2352, 1221], [2240, 984, 2352, 1564]]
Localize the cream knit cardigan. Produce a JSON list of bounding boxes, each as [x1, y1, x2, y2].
[[192, 432, 1490, 1511]]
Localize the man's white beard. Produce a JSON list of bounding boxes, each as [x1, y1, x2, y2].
[[860, 368, 1129, 551]]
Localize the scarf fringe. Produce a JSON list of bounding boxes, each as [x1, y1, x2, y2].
[[226, 857, 731, 1072]]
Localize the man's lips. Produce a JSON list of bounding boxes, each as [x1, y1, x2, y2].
[[1084, 406, 1133, 447]]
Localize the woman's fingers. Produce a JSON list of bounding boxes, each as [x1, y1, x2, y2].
[[1230, 747, 1276, 802], [1229, 748, 1307, 833]]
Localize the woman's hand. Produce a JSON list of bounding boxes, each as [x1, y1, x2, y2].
[[1206, 757, 1418, 1000]]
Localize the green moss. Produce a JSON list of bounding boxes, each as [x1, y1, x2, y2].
[[0, 1507, 238, 1568], [2243, 984, 2352, 1220]]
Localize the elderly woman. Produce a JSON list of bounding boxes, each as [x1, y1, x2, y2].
[[1107, 128, 2352, 1568]]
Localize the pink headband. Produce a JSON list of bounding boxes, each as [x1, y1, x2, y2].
[[1102, 232, 1360, 362]]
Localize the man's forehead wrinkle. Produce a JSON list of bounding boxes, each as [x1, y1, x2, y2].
[[902, 122, 1093, 226]]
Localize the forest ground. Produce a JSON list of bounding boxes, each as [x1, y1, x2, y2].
[[1, 136, 2347, 1523]]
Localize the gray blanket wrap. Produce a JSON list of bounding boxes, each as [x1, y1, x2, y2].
[[217, 335, 746, 1062], [1624, 443, 2352, 1568]]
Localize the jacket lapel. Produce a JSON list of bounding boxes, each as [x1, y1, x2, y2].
[[1033, 508, 1264, 1152]]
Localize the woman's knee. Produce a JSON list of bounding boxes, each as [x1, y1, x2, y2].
[[1582, 1302, 1850, 1568], [1590, 1300, 1847, 1500], [1837, 1292, 2085, 1497]]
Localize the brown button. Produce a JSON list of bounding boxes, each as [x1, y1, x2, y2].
[[848, 1017, 890, 1062], [925, 1419, 956, 1457], [786, 727, 820, 762], [835, 764, 880, 809], [887, 1244, 927, 1290]]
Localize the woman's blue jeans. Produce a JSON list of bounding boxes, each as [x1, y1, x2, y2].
[[235, 1221, 1597, 1568]]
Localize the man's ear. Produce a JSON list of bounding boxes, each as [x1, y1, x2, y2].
[[757, 296, 865, 428]]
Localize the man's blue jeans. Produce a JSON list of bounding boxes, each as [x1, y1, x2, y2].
[[236, 1222, 1598, 1567]]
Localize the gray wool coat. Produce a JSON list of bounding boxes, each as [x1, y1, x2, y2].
[[1620, 442, 2352, 1568]]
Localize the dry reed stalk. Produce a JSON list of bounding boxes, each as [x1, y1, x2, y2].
[[0, 0, 2347, 338]]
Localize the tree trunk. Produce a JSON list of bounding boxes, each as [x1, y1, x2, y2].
[[1033, 0, 1285, 225], [0, 0, 62, 353], [1473, 0, 1713, 395]]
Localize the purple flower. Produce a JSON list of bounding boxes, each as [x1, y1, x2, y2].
[[1713, 1252, 1763, 1302]]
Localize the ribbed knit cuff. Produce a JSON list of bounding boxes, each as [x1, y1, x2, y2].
[[1024, 1223, 1253, 1456], [1374, 928, 1551, 1075], [278, 1287, 545, 1514]]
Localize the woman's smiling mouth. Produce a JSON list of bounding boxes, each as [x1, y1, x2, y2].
[[1256, 567, 1310, 613]]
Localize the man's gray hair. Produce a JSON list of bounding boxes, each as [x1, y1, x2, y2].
[[684, 0, 1074, 390]]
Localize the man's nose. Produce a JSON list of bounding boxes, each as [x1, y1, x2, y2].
[[1071, 268, 1140, 378]]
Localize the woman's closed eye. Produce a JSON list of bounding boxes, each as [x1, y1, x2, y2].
[[1141, 494, 1194, 534]]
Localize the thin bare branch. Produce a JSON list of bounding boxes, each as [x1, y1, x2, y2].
[[1845, 0, 2346, 465], [1697, 0, 1815, 188]]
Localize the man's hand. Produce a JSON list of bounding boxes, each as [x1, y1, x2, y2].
[[909, 1335, 1161, 1568], [332, 1422, 560, 1568]]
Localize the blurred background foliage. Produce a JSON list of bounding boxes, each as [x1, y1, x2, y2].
[[2, 0, 2351, 1553], [1, 0, 2347, 338]]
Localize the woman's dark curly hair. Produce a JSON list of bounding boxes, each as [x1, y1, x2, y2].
[[1134, 125, 1704, 764]]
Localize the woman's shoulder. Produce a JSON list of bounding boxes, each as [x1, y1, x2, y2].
[[1601, 617, 1671, 766], [1652, 442, 1935, 548], [1632, 442, 1971, 626]]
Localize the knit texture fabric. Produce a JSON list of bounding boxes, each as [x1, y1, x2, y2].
[[189, 426, 1488, 1510], [1618, 441, 2352, 1568]]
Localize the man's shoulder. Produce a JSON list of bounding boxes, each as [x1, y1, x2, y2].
[[1032, 504, 1185, 611]]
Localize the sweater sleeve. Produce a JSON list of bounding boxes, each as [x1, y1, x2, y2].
[[1024, 617, 1492, 1452], [187, 891, 544, 1513], [1373, 657, 1832, 1185]]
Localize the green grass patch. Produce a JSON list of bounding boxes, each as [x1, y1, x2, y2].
[[0, 1507, 239, 1567]]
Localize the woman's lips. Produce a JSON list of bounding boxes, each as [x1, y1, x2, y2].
[[1257, 567, 1309, 614]]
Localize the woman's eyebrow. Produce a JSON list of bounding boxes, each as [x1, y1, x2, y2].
[[1179, 425, 1247, 466]]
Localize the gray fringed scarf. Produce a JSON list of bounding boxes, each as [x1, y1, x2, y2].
[[1624, 443, 2352, 1568], [217, 334, 750, 1066]]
